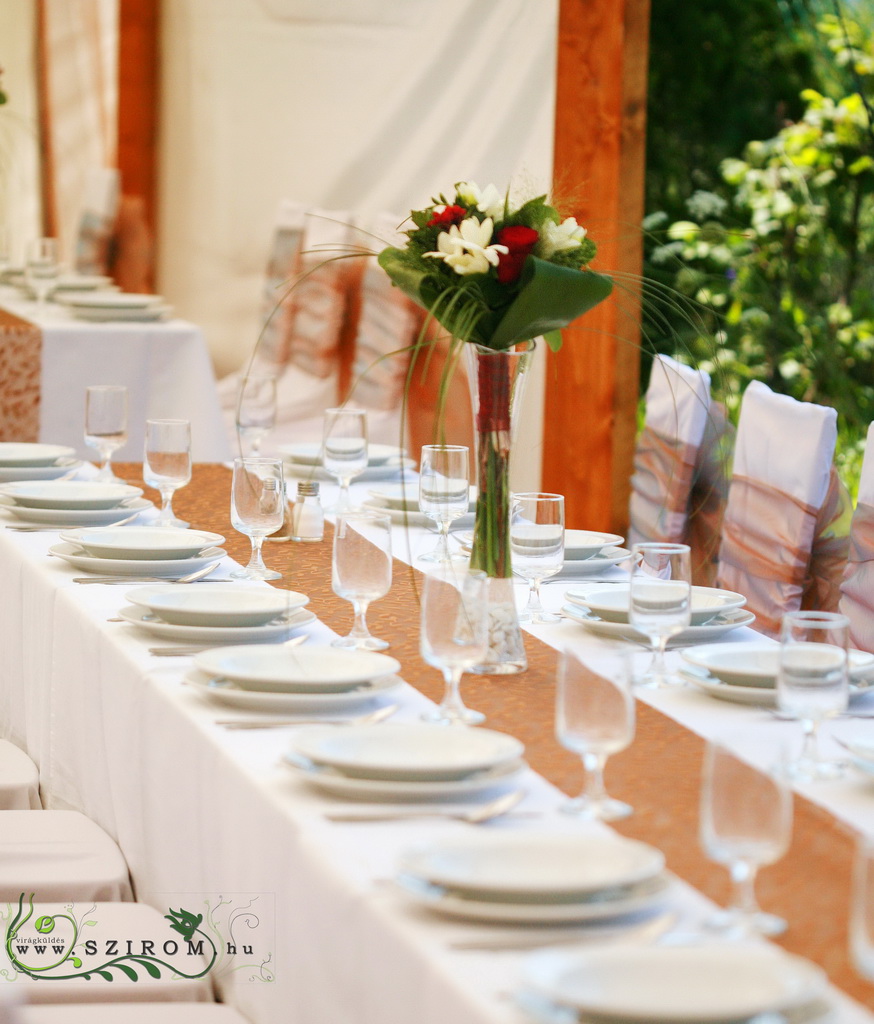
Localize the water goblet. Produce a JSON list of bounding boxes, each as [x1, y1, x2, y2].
[[777, 610, 849, 782], [84, 385, 128, 481], [418, 444, 470, 563], [420, 566, 488, 724], [143, 419, 192, 528], [332, 510, 392, 650], [322, 407, 368, 512], [235, 374, 277, 456], [511, 492, 565, 623], [230, 457, 285, 580], [699, 739, 792, 937], [555, 648, 635, 819], [25, 237, 59, 309], [628, 542, 692, 687]]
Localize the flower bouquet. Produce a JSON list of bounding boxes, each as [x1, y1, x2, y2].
[[379, 182, 612, 671]]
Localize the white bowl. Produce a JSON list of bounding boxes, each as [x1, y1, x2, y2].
[[0, 443, 76, 467], [566, 584, 747, 625], [127, 584, 307, 627], [683, 641, 874, 688], [564, 529, 625, 560], [60, 526, 226, 560], [0, 481, 142, 509]]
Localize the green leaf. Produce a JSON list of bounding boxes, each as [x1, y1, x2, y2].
[[543, 329, 563, 352], [115, 964, 139, 982], [133, 958, 162, 979]]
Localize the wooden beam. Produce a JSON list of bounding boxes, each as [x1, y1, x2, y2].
[[544, 0, 650, 532]]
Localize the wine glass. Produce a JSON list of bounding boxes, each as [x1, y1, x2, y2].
[[84, 385, 128, 481], [143, 419, 192, 528], [25, 237, 59, 309], [418, 444, 470, 563], [511, 492, 565, 623], [322, 407, 368, 512], [235, 374, 277, 456], [230, 457, 285, 580], [699, 739, 792, 936], [555, 647, 635, 819], [420, 566, 488, 724], [777, 610, 849, 782], [628, 542, 692, 687], [332, 510, 392, 649]]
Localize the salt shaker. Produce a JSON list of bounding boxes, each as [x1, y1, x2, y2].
[[290, 481, 324, 542]]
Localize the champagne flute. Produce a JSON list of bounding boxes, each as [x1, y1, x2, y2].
[[700, 740, 792, 936], [511, 492, 565, 623], [235, 374, 277, 456], [25, 237, 59, 309], [332, 510, 392, 649], [418, 444, 470, 563], [555, 648, 635, 819], [420, 566, 488, 724], [777, 610, 849, 782], [230, 457, 285, 580], [322, 407, 368, 512], [143, 419, 192, 528], [628, 542, 692, 687], [84, 385, 128, 481]]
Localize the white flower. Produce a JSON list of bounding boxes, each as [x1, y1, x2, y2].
[[424, 216, 508, 276], [537, 217, 588, 258], [455, 181, 504, 220]]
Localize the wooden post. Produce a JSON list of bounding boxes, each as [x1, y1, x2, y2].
[[544, 0, 650, 532]]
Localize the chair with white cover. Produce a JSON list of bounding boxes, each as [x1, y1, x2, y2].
[[73, 169, 120, 277], [21, 1005, 249, 1023], [0, 742, 41, 809], [717, 381, 845, 638], [840, 421, 874, 653]]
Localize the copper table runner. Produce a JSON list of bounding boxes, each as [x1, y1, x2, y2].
[[0, 308, 41, 443], [124, 462, 874, 1007]]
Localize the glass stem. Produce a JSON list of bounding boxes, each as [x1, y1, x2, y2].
[[348, 599, 372, 641], [729, 858, 760, 920], [247, 535, 268, 573], [650, 636, 670, 682], [440, 666, 466, 718], [800, 717, 821, 765], [526, 577, 545, 618], [435, 520, 451, 560], [579, 751, 608, 805], [337, 477, 351, 511], [159, 487, 176, 522]]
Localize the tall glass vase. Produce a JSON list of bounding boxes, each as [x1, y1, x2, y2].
[[465, 340, 535, 674]]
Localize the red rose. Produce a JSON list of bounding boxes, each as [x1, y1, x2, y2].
[[427, 204, 467, 228], [495, 225, 538, 284]]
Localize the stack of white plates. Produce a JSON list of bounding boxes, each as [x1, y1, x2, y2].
[[0, 480, 153, 527], [279, 442, 415, 483], [61, 292, 172, 322], [53, 273, 114, 292], [284, 721, 525, 801], [119, 583, 314, 643], [364, 482, 476, 528], [395, 831, 667, 924], [0, 443, 81, 482], [562, 583, 755, 645], [49, 525, 226, 577], [681, 641, 874, 705], [455, 528, 631, 578]]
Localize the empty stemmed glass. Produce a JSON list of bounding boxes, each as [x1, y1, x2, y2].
[[511, 492, 565, 623], [420, 566, 488, 724], [418, 444, 470, 563], [700, 740, 792, 936], [230, 457, 285, 580], [84, 385, 128, 481], [332, 510, 392, 650], [777, 610, 850, 782], [628, 542, 692, 687], [322, 407, 368, 512], [555, 647, 635, 819], [143, 419, 192, 527], [26, 237, 59, 310], [235, 374, 277, 456]]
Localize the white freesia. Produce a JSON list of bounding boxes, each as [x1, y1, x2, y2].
[[455, 181, 504, 220], [537, 217, 588, 258], [424, 216, 508, 276]]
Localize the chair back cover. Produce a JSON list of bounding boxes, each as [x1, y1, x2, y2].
[[841, 420, 874, 652]]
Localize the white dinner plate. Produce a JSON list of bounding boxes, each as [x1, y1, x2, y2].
[[561, 603, 756, 645], [71, 304, 172, 322], [368, 483, 476, 512], [0, 443, 77, 467], [118, 605, 316, 643], [49, 542, 227, 577], [0, 496, 153, 526], [523, 944, 824, 1023], [290, 722, 524, 781], [279, 442, 406, 466], [565, 584, 747, 626], [194, 645, 401, 693], [126, 583, 306, 627], [60, 526, 226, 560], [563, 529, 625, 560], [682, 641, 874, 687], [53, 274, 113, 291], [682, 665, 873, 706], [282, 457, 416, 483], [185, 668, 402, 712], [62, 291, 165, 309], [454, 536, 632, 578], [362, 499, 475, 531], [0, 461, 83, 483], [0, 481, 143, 509], [399, 832, 664, 900]]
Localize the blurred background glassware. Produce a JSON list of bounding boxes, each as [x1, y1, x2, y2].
[[699, 739, 792, 937], [332, 509, 392, 649], [25, 237, 60, 309], [851, 834, 874, 983], [418, 444, 470, 563], [555, 647, 635, 819], [322, 407, 368, 513], [230, 456, 285, 580], [629, 542, 692, 688], [511, 492, 565, 623], [0, 226, 11, 278], [143, 419, 192, 528], [420, 566, 487, 724], [84, 384, 128, 482], [235, 374, 277, 456], [777, 609, 849, 782]]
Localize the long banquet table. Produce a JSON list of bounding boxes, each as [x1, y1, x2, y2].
[[1, 462, 873, 1021]]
